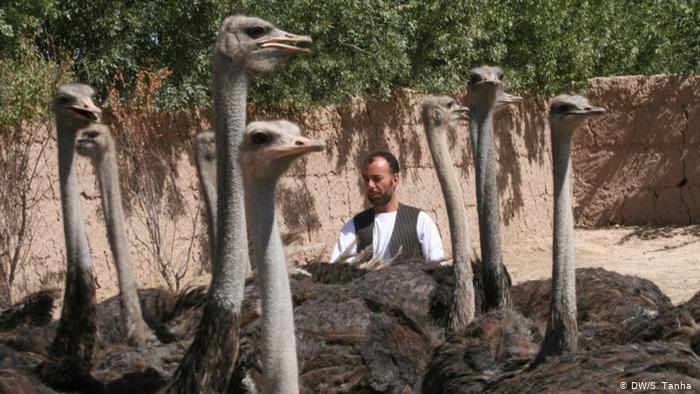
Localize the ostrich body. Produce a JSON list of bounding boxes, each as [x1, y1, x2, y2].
[[240, 120, 324, 393], [0, 289, 59, 332], [193, 130, 218, 256], [420, 96, 475, 331], [467, 66, 512, 310], [512, 267, 672, 349], [167, 16, 311, 393], [490, 341, 700, 393], [75, 124, 157, 347], [51, 83, 102, 368], [537, 95, 606, 361]]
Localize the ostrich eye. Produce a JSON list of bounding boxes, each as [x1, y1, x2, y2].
[[251, 132, 270, 145], [57, 95, 70, 103], [469, 74, 482, 85], [558, 104, 573, 113], [85, 131, 99, 139], [497, 70, 504, 80], [244, 25, 267, 39]]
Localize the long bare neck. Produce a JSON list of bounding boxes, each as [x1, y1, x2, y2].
[[95, 147, 154, 347], [470, 101, 511, 310], [425, 123, 475, 330], [195, 148, 217, 257], [538, 130, 578, 360], [169, 56, 251, 393], [51, 119, 97, 368], [246, 178, 299, 394]]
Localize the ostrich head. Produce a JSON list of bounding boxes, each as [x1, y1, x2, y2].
[[75, 123, 112, 159], [420, 96, 469, 130], [549, 95, 606, 137], [53, 83, 102, 128], [195, 130, 216, 161], [240, 120, 325, 182], [215, 15, 312, 76], [467, 65, 504, 105]]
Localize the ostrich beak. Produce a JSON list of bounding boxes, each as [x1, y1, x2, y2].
[[270, 136, 325, 159], [259, 32, 313, 55], [474, 79, 502, 87], [66, 99, 102, 122], [498, 92, 523, 104], [571, 105, 607, 117], [453, 105, 470, 120]]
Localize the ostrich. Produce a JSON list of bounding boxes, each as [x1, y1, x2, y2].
[[535, 94, 606, 361], [193, 130, 217, 257], [50, 83, 102, 368], [166, 15, 311, 393], [510, 97, 672, 349], [74, 123, 158, 347], [422, 95, 607, 392], [240, 120, 324, 393], [420, 96, 475, 331], [193, 130, 303, 272], [467, 65, 512, 310]]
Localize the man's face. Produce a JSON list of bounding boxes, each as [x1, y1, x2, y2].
[[361, 157, 399, 207]]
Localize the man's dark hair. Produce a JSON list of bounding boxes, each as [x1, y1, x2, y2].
[[362, 150, 400, 174]]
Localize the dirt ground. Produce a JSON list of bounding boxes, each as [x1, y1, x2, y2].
[[504, 225, 700, 305]]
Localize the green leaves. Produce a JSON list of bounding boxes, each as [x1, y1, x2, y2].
[[0, 39, 74, 129], [0, 0, 698, 117]]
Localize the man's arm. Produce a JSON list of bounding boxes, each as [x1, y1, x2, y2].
[[330, 219, 358, 263], [416, 211, 445, 262]]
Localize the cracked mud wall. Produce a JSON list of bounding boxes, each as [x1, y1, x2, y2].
[[4, 74, 697, 301], [574, 75, 700, 226], [281, 90, 554, 264]]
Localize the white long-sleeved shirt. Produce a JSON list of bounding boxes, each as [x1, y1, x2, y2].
[[330, 210, 444, 262]]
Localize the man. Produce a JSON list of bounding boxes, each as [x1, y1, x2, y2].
[[330, 150, 445, 262]]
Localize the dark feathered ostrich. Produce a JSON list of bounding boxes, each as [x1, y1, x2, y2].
[[50, 83, 102, 369], [467, 65, 513, 311], [240, 119, 325, 393], [536, 95, 607, 362], [511, 96, 677, 351], [166, 15, 311, 393], [420, 96, 475, 332], [74, 124, 158, 347]]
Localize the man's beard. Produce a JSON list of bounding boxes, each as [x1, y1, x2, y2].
[[368, 187, 394, 207]]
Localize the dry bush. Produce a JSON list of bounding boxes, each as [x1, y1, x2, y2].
[[0, 122, 53, 306], [106, 69, 206, 291]]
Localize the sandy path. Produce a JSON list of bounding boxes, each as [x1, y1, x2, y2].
[[504, 225, 700, 304]]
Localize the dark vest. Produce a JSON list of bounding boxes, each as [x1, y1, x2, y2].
[[353, 203, 423, 260]]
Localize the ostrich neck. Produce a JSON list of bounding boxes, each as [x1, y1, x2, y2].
[[469, 104, 511, 310], [169, 57, 251, 393], [196, 153, 218, 257], [51, 119, 97, 367], [57, 122, 92, 271], [539, 131, 578, 357], [211, 62, 251, 297], [246, 179, 299, 394], [95, 147, 152, 346], [425, 124, 474, 330]]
